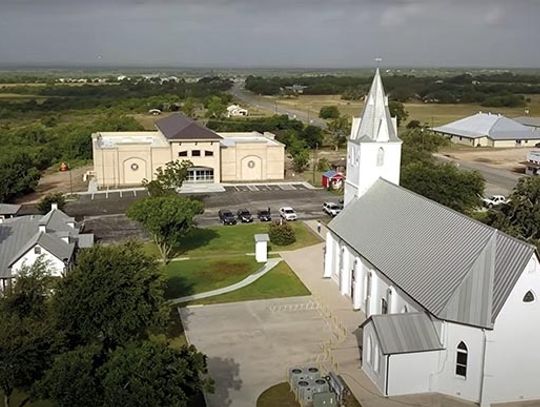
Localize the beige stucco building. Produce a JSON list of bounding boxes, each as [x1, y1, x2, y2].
[[92, 113, 285, 188]]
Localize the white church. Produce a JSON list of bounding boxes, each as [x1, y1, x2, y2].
[[324, 70, 540, 406]]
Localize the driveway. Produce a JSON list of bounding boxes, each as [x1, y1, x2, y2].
[[179, 297, 333, 407]]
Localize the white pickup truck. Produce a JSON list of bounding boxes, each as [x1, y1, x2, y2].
[[482, 195, 509, 208]]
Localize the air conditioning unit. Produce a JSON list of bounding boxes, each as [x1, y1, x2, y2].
[[312, 378, 330, 395], [289, 368, 308, 390], [305, 366, 321, 380], [297, 380, 314, 404], [313, 391, 337, 406]]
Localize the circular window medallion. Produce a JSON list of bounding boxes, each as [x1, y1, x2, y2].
[[247, 160, 256, 169], [130, 163, 139, 171]]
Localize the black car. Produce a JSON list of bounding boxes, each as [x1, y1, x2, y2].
[[218, 209, 237, 225], [237, 209, 253, 223], [257, 209, 272, 222]]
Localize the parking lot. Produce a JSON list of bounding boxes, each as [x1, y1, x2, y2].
[[77, 184, 339, 241]]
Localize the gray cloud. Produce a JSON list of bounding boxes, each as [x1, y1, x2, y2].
[[0, 0, 538, 67]]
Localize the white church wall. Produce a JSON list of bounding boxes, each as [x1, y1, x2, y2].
[[431, 322, 485, 403], [323, 232, 334, 279], [11, 246, 65, 277], [362, 323, 387, 394], [387, 351, 439, 396], [355, 141, 401, 198], [481, 254, 540, 404]]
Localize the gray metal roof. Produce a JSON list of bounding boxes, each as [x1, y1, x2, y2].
[[433, 113, 540, 140], [363, 312, 444, 355], [350, 69, 400, 143], [514, 116, 540, 129], [0, 203, 21, 216], [0, 209, 93, 278], [155, 113, 222, 141], [328, 179, 535, 328]]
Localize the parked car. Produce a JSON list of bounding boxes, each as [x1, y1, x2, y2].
[[218, 209, 237, 225], [237, 208, 253, 223], [257, 209, 272, 222], [482, 195, 509, 208], [279, 207, 298, 221], [323, 202, 343, 217]]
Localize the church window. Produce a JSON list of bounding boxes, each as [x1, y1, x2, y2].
[[455, 342, 468, 378], [34, 246, 41, 255], [366, 336, 372, 366], [386, 288, 392, 313], [376, 147, 384, 167], [204, 150, 214, 157], [402, 305, 408, 313], [523, 290, 535, 303], [381, 298, 388, 314], [192, 150, 201, 157], [178, 151, 188, 157], [374, 344, 380, 372]]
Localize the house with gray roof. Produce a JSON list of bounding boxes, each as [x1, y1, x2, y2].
[[0, 203, 21, 219], [324, 70, 540, 406], [432, 112, 540, 148], [514, 116, 540, 130], [0, 203, 93, 289]]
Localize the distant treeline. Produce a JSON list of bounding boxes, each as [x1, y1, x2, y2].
[[245, 73, 540, 107]]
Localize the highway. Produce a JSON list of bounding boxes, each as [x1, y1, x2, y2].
[[229, 81, 523, 196]]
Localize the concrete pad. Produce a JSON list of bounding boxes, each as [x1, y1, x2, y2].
[[180, 297, 332, 407]]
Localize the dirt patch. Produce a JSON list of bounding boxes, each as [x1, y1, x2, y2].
[[441, 146, 534, 171], [16, 164, 93, 204]]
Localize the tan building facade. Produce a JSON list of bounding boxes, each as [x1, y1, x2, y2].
[[92, 114, 285, 188]]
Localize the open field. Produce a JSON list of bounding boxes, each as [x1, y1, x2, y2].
[[439, 145, 534, 172], [265, 94, 540, 127]]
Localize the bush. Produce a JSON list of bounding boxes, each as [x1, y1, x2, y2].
[[317, 157, 331, 171], [319, 106, 340, 119], [292, 149, 310, 173], [269, 222, 296, 246], [406, 120, 421, 129]]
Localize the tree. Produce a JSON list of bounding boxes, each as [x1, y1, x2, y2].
[[205, 96, 226, 119], [268, 222, 296, 246], [37, 192, 66, 214], [401, 161, 484, 214], [483, 177, 540, 248], [291, 149, 310, 173], [52, 243, 166, 349], [127, 196, 203, 262], [319, 106, 340, 120], [0, 261, 57, 407], [388, 100, 408, 127], [327, 116, 350, 151], [406, 120, 421, 129], [142, 160, 192, 196], [35, 345, 103, 407], [0, 152, 40, 203], [99, 342, 213, 407], [300, 125, 324, 149], [181, 97, 197, 118]]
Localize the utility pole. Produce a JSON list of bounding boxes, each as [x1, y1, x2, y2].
[[312, 143, 319, 185]]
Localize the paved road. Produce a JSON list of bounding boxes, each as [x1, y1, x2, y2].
[[229, 81, 326, 127]]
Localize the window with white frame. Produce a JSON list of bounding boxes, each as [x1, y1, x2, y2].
[[456, 341, 468, 378], [381, 298, 388, 314]]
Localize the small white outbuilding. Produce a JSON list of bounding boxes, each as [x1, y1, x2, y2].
[[254, 234, 269, 263]]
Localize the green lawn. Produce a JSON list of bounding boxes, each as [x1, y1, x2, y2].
[[162, 256, 261, 300], [188, 261, 310, 306], [145, 222, 322, 259], [257, 382, 299, 407]]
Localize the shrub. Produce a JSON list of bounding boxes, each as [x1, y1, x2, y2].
[[406, 120, 421, 129], [38, 192, 66, 214], [319, 106, 340, 120], [317, 157, 330, 171], [269, 222, 296, 246]]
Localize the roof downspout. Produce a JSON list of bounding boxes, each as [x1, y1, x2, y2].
[[385, 355, 390, 397], [479, 329, 490, 407]]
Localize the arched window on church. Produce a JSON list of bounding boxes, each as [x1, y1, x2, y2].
[[376, 147, 384, 167], [456, 342, 468, 378]]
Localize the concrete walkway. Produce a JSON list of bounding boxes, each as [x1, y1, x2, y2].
[[170, 258, 281, 304]]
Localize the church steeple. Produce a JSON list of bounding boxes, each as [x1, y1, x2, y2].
[[350, 68, 398, 143], [343, 69, 402, 206]]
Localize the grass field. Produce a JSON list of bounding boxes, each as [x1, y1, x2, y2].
[[266, 94, 540, 128], [162, 255, 261, 300], [144, 222, 322, 259], [188, 261, 310, 306]]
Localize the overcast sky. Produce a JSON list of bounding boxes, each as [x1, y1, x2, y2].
[[0, 0, 538, 68]]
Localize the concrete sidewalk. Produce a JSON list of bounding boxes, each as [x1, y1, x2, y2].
[[170, 258, 281, 304]]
